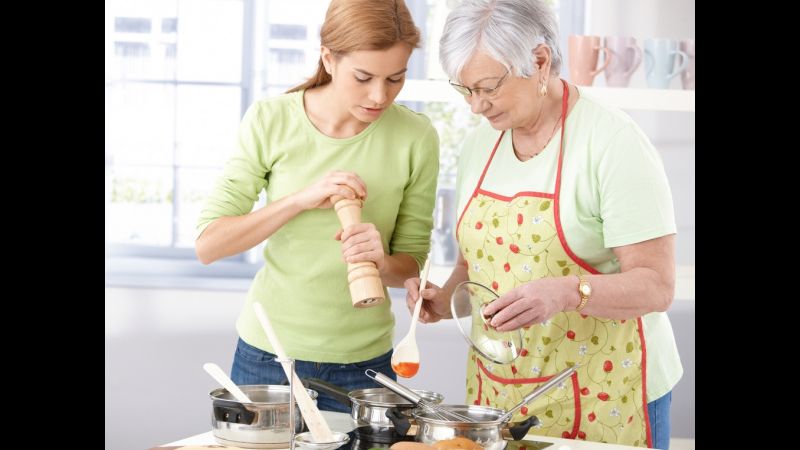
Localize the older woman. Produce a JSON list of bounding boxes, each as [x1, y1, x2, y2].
[[405, 0, 681, 448]]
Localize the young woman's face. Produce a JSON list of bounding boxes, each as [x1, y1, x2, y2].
[[324, 42, 412, 123]]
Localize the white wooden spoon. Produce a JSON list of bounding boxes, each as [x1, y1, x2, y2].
[[202, 362, 252, 403], [390, 258, 431, 378]]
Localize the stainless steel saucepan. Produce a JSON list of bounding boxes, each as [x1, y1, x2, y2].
[[304, 378, 444, 428], [371, 366, 576, 450], [209, 384, 319, 449]]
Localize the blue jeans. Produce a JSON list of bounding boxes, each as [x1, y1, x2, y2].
[[647, 391, 672, 449], [230, 338, 396, 413]]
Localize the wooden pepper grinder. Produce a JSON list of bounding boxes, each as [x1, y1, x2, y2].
[[331, 189, 385, 307]]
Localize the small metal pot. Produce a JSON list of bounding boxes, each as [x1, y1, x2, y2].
[[304, 378, 443, 428], [209, 384, 319, 449], [409, 405, 537, 450], [371, 365, 577, 450]]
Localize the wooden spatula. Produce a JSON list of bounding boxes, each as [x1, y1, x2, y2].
[[252, 302, 335, 443]]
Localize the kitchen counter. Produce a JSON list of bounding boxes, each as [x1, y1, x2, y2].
[[159, 411, 646, 450]]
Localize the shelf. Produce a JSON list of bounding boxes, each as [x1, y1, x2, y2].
[[579, 86, 694, 112], [397, 79, 695, 112]]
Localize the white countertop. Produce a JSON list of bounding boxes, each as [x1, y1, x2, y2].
[[160, 411, 644, 450]]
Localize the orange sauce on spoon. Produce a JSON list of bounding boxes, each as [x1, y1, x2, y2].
[[391, 361, 420, 378]]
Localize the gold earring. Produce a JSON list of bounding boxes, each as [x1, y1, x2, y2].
[[539, 79, 548, 97]]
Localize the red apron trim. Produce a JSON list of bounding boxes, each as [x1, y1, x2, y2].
[[478, 358, 564, 384], [570, 370, 582, 439], [455, 132, 505, 242], [637, 316, 653, 448], [474, 189, 554, 201], [475, 371, 483, 406]]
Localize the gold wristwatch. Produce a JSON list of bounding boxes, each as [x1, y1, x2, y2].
[[576, 275, 592, 311]]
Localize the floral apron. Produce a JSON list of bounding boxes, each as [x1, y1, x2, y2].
[[455, 80, 652, 447]]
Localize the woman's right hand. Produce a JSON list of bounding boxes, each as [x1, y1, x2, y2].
[[291, 171, 368, 211], [404, 277, 451, 323]]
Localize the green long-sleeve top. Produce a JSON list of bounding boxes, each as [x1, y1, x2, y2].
[[197, 91, 440, 363]]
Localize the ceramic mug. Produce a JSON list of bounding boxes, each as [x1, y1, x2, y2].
[[568, 35, 611, 86], [644, 38, 689, 89], [680, 38, 694, 90], [603, 36, 642, 88]]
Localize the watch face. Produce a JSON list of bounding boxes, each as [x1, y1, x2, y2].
[[580, 283, 591, 296]]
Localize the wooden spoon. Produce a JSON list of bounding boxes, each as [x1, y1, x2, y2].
[[390, 258, 431, 378]]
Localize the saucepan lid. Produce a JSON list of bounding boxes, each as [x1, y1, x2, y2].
[[451, 281, 523, 364]]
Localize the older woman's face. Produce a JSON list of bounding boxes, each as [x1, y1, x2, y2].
[[458, 52, 538, 130]]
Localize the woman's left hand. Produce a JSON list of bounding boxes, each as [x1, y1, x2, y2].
[[481, 277, 570, 331], [335, 223, 385, 271]]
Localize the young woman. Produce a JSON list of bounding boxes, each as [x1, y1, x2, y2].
[[196, 0, 439, 412]]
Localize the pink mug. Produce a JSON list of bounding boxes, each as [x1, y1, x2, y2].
[[568, 35, 612, 86], [603, 36, 642, 88], [680, 39, 694, 90]]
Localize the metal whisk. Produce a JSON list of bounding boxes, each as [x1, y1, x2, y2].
[[365, 369, 478, 422], [367, 364, 578, 424]]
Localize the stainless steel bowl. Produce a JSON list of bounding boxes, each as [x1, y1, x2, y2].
[[293, 431, 350, 450]]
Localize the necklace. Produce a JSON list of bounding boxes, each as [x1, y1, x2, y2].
[[513, 112, 563, 161]]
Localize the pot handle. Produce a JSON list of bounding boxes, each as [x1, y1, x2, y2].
[[213, 399, 257, 425], [499, 365, 577, 422], [508, 416, 539, 441], [303, 378, 353, 407], [385, 407, 412, 437]]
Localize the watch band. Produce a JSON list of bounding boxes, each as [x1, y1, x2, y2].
[[576, 275, 590, 311]]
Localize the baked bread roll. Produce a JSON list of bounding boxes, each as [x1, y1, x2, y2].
[[390, 442, 437, 450], [432, 436, 483, 450]]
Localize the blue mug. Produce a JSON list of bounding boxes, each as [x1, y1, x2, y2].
[[644, 38, 689, 89]]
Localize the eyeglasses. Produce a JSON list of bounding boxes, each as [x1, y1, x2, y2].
[[449, 69, 510, 99]]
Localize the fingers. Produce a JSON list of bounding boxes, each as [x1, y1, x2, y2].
[[328, 171, 367, 199], [482, 290, 519, 316], [404, 278, 441, 324], [340, 224, 383, 264], [339, 223, 377, 244], [494, 308, 540, 332], [489, 296, 527, 326], [405, 278, 421, 314]]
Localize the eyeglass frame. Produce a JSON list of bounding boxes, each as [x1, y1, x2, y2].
[[449, 69, 511, 99]]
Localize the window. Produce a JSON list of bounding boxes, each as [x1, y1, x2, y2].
[[269, 24, 306, 40], [115, 42, 150, 58], [115, 17, 152, 33], [269, 48, 305, 64], [105, 0, 571, 287], [106, 0, 254, 286], [162, 17, 178, 33]]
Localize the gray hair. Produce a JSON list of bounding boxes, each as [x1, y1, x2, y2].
[[440, 0, 562, 82]]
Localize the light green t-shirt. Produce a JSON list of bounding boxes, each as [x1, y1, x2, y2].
[[198, 91, 440, 363], [455, 90, 682, 401]]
